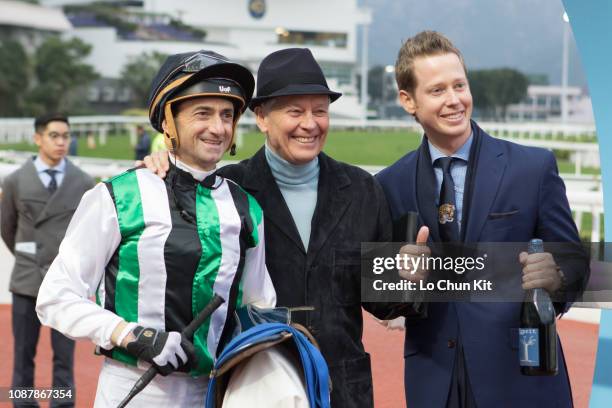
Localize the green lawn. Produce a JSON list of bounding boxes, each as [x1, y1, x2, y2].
[[2, 129, 602, 239], [0, 131, 138, 161], [203, 129, 424, 165], [1, 129, 599, 173], [556, 161, 600, 175], [0, 130, 423, 166], [577, 212, 606, 242]]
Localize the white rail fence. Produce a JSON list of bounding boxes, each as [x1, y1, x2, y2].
[[0, 149, 604, 242], [0, 116, 598, 140], [0, 117, 603, 239], [0, 117, 601, 173]]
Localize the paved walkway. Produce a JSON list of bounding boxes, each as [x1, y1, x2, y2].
[[0, 241, 12, 304]]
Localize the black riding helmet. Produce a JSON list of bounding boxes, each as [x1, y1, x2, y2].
[[147, 50, 255, 152]]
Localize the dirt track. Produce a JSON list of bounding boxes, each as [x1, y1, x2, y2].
[[0, 305, 597, 407]]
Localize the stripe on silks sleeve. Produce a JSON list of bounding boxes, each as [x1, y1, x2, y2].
[[209, 180, 245, 353], [134, 171, 171, 329], [226, 182, 256, 309], [246, 193, 263, 246], [192, 179, 244, 376], [108, 171, 145, 365], [192, 183, 223, 375], [214, 181, 250, 354]]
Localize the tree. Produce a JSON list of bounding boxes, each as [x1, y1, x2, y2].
[[526, 73, 549, 86], [487, 68, 529, 120], [120, 51, 168, 108], [0, 40, 30, 116], [468, 68, 528, 120], [26, 37, 99, 116], [468, 70, 494, 119]]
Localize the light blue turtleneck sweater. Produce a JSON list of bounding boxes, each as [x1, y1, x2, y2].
[[264, 144, 319, 250]]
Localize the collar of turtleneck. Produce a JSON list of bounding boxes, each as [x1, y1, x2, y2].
[[264, 143, 319, 186]]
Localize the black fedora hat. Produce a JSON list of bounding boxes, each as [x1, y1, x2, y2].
[[250, 48, 342, 110]]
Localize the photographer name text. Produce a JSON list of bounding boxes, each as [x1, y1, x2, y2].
[[372, 279, 494, 292]]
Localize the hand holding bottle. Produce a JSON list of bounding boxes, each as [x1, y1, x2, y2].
[[519, 239, 558, 376], [519, 250, 562, 294]]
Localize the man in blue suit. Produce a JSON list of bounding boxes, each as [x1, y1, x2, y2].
[[376, 31, 588, 407]]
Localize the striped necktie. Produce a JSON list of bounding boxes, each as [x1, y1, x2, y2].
[[45, 169, 58, 194]]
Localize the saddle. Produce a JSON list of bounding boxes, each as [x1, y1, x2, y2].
[[206, 306, 331, 408]]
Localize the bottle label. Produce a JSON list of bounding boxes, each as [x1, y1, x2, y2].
[[519, 328, 539, 366]]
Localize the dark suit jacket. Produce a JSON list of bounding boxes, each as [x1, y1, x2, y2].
[[1, 157, 94, 297], [376, 122, 588, 408], [219, 148, 392, 408]]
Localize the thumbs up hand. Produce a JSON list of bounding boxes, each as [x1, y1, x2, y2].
[[398, 226, 431, 282], [416, 226, 429, 245]]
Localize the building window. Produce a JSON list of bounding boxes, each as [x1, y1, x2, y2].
[[536, 96, 547, 106], [319, 63, 352, 86], [277, 30, 347, 48], [102, 86, 115, 102], [117, 87, 131, 102], [88, 86, 100, 102], [551, 96, 561, 108]]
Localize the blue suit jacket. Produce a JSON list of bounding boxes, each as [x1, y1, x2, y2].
[[376, 123, 585, 408]]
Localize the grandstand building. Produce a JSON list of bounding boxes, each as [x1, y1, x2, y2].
[[505, 85, 594, 124], [0, 0, 71, 53], [41, 0, 371, 118]]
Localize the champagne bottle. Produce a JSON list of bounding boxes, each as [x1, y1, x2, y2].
[[519, 238, 558, 375]]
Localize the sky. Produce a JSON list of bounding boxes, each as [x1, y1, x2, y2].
[[360, 0, 587, 88]]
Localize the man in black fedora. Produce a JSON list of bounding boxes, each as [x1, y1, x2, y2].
[[144, 47, 400, 407]]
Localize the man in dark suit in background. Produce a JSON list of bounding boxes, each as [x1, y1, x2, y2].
[[376, 31, 588, 407], [134, 124, 151, 161], [1, 114, 94, 407]]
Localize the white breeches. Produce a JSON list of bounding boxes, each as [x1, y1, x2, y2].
[[94, 358, 209, 407]]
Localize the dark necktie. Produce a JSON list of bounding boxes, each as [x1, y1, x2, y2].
[[437, 157, 459, 242], [45, 169, 58, 194]]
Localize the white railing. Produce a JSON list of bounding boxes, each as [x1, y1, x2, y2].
[[479, 121, 596, 139], [0, 150, 604, 242], [0, 150, 239, 179], [0, 116, 601, 176], [0, 116, 597, 141], [0, 117, 152, 147], [497, 138, 600, 175], [566, 190, 604, 242], [0, 118, 33, 144]]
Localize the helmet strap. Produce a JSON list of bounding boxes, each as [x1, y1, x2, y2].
[[228, 112, 242, 156], [163, 103, 179, 151]]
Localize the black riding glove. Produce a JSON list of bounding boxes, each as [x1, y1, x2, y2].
[[124, 326, 197, 376]]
